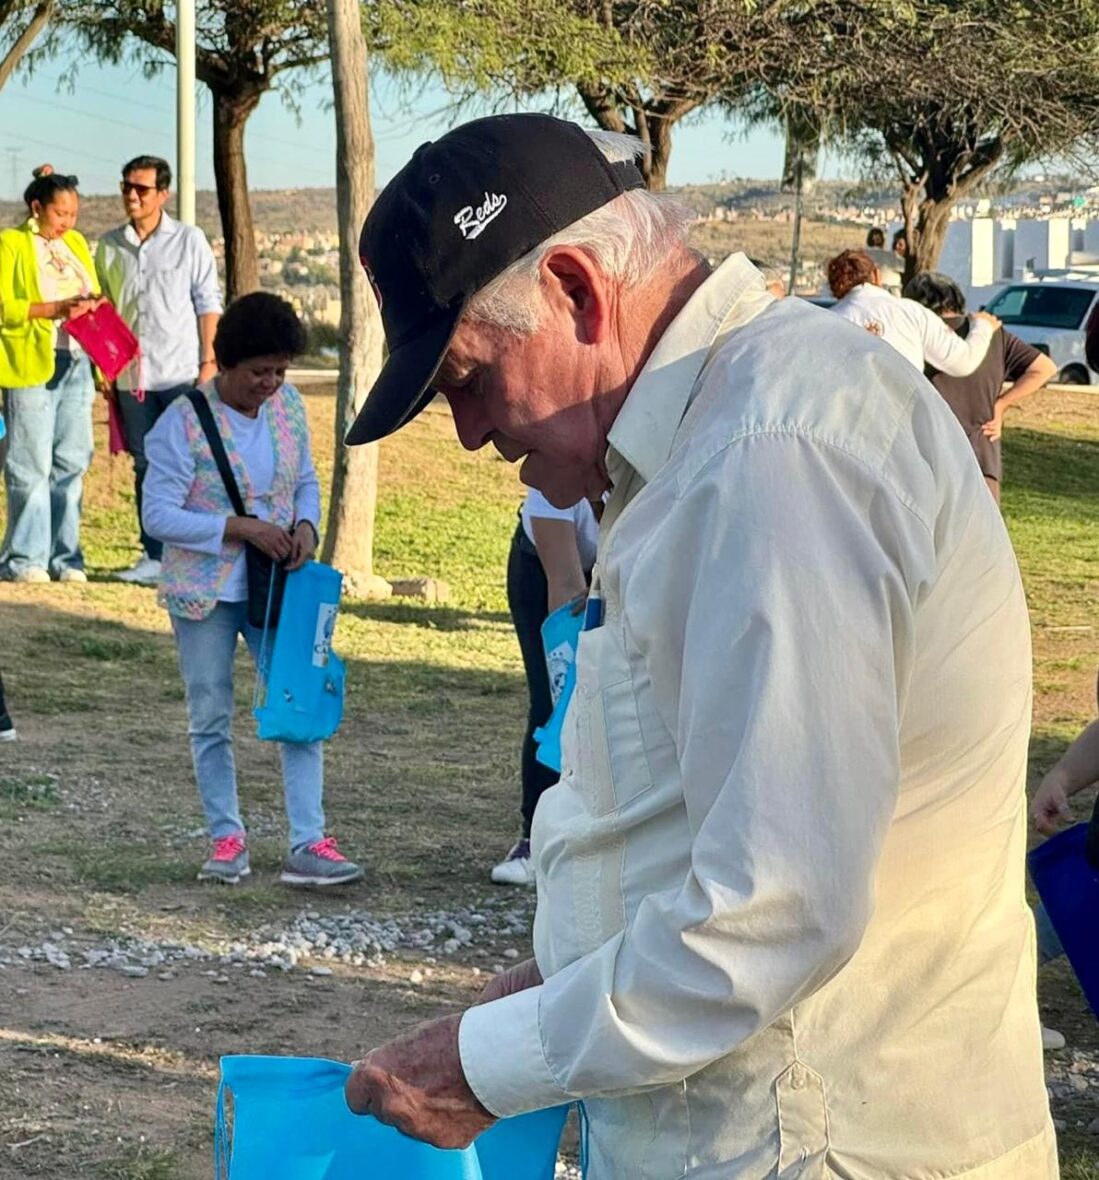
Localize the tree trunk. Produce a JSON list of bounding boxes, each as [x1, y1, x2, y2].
[[646, 114, 673, 192], [321, 0, 389, 600], [0, 0, 53, 93], [211, 87, 262, 300]]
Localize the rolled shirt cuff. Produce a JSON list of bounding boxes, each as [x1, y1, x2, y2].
[[458, 986, 570, 1118]]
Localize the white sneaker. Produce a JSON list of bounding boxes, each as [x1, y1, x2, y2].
[[490, 838, 536, 886], [11, 567, 50, 584], [117, 555, 162, 585], [1041, 1025, 1066, 1051], [58, 568, 88, 584]]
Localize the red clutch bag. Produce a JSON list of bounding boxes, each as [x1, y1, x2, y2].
[[66, 303, 139, 381]]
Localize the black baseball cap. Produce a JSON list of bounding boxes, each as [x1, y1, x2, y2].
[[347, 114, 645, 446]]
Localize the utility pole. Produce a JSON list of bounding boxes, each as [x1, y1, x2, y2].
[[5, 148, 21, 203], [176, 0, 196, 224]]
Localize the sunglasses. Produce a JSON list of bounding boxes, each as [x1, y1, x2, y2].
[[120, 180, 162, 197]]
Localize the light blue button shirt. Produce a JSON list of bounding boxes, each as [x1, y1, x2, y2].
[[95, 212, 223, 392]]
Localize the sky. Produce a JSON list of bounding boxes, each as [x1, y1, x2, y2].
[[0, 55, 817, 201]]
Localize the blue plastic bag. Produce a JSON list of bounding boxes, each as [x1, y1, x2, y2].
[[1028, 822, 1099, 1017], [254, 561, 345, 744], [532, 601, 585, 773], [215, 1055, 570, 1180]]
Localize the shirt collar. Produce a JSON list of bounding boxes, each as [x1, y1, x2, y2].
[[124, 210, 177, 246], [605, 253, 771, 490]]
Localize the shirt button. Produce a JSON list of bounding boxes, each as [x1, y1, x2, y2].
[[790, 1067, 806, 1091]]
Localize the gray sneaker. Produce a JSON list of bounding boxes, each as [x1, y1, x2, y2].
[[197, 833, 250, 885], [280, 836, 363, 888]]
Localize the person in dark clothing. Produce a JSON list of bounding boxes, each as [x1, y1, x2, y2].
[[0, 672, 15, 741], [905, 272, 1057, 503], [495, 489, 598, 885]]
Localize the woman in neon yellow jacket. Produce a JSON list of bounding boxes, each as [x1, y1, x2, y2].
[[0, 166, 101, 583]]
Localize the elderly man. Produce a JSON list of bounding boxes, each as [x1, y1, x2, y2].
[[344, 115, 1056, 1179]]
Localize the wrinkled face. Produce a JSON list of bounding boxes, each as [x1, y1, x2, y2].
[[122, 167, 170, 222], [32, 190, 78, 239], [434, 316, 618, 508], [219, 354, 291, 415]]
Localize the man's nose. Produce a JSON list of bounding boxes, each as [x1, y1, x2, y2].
[[444, 389, 492, 452]]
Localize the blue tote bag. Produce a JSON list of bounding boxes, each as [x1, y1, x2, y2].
[[254, 561, 346, 744], [215, 1055, 570, 1180], [532, 601, 586, 773], [1028, 821, 1099, 1017]]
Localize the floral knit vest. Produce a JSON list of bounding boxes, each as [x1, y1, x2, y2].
[[159, 382, 310, 620]]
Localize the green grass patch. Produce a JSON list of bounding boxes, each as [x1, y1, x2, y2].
[[97, 1146, 182, 1180], [33, 624, 156, 663], [0, 772, 59, 815]]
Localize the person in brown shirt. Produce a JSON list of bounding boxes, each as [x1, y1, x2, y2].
[[905, 272, 1057, 504]]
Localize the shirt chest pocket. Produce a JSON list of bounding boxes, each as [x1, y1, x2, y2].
[[571, 621, 654, 817]]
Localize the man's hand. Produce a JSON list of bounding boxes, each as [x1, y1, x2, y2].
[[972, 310, 1002, 331], [1031, 772, 1074, 835], [285, 521, 318, 572], [981, 404, 1006, 441], [475, 957, 543, 1005], [198, 360, 218, 385], [345, 1014, 495, 1149]]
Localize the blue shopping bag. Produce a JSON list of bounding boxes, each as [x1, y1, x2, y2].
[[215, 1056, 570, 1180], [532, 601, 585, 773], [254, 561, 345, 744], [1028, 822, 1099, 1017]]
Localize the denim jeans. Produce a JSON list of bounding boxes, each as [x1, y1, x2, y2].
[[1034, 901, 1065, 964], [171, 600, 326, 851], [1, 351, 95, 577], [118, 383, 194, 561]]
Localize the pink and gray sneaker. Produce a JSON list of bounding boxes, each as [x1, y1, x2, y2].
[[280, 836, 363, 888], [198, 832, 250, 885]]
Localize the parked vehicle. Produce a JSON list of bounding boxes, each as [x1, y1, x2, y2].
[[983, 279, 1099, 385]]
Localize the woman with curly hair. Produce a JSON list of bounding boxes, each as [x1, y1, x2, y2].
[[827, 248, 1000, 378], [142, 292, 363, 889]]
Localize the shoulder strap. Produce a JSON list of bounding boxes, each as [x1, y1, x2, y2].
[[186, 390, 247, 517]]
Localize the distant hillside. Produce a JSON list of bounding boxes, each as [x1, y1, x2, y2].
[[0, 187, 338, 239]]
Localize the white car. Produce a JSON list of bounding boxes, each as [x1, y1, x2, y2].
[[983, 279, 1099, 384]]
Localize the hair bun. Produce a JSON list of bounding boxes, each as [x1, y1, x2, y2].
[[32, 164, 54, 178]]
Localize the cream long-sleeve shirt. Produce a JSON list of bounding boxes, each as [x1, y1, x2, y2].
[[831, 280, 995, 376], [459, 255, 1055, 1179]]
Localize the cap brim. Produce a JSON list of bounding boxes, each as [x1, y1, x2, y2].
[[346, 303, 462, 445]]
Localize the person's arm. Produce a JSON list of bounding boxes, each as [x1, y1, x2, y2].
[[918, 305, 999, 377], [457, 433, 927, 1117], [982, 336, 1056, 441], [530, 516, 587, 612], [144, 408, 292, 560], [190, 231, 223, 385], [197, 314, 219, 385], [142, 408, 229, 553], [1031, 720, 1099, 834]]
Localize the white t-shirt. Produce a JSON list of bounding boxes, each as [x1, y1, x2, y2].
[[830, 282, 994, 377], [33, 233, 93, 355], [520, 488, 600, 573]]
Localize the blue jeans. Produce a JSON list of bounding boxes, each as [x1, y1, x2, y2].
[[1035, 901, 1065, 964], [171, 601, 326, 851], [1, 351, 95, 576], [118, 383, 194, 561]]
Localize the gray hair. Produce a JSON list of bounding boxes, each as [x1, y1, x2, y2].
[[465, 129, 696, 334]]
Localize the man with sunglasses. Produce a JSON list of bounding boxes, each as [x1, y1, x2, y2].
[[95, 154, 223, 585]]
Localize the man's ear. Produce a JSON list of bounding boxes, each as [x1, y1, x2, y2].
[[539, 246, 611, 344]]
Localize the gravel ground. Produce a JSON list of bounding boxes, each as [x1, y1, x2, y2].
[[0, 893, 536, 978]]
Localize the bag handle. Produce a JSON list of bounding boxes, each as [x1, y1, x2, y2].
[[186, 389, 247, 518]]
